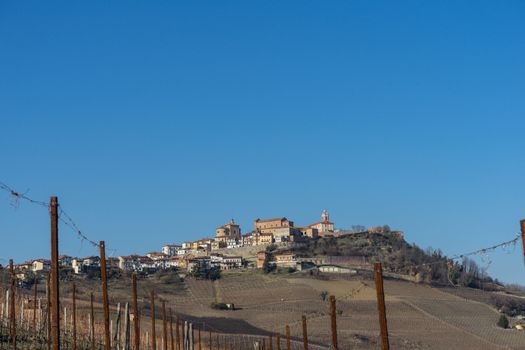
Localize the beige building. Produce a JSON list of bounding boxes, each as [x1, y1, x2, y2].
[[309, 210, 334, 235], [216, 219, 241, 242], [254, 217, 296, 240]]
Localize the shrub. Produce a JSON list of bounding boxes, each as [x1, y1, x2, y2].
[[497, 314, 509, 329]]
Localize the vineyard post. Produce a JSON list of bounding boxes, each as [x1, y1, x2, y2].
[[33, 279, 38, 332], [132, 273, 140, 350], [520, 220, 525, 264], [269, 335, 273, 350], [150, 290, 156, 350], [208, 330, 212, 350], [169, 307, 174, 350], [162, 301, 167, 350], [100, 241, 111, 350], [176, 317, 181, 350], [90, 293, 95, 350], [47, 273, 51, 350], [9, 259, 16, 350], [329, 296, 337, 350], [276, 335, 281, 350], [302, 315, 308, 350], [285, 325, 290, 350], [374, 263, 390, 350], [72, 283, 77, 350], [50, 196, 60, 350], [198, 327, 201, 350]]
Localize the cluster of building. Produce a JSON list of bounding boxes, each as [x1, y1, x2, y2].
[[163, 210, 336, 255], [11, 210, 401, 278]]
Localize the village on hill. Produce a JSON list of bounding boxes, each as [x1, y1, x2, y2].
[[9, 210, 403, 280]]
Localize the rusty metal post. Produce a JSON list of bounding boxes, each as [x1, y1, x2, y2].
[[72, 283, 77, 350], [276, 335, 281, 350], [268, 335, 273, 350], [90, 293, 95, 350], [162, 301, 167, 350], [175, 317, 180, 350], [150, 290, 156, 350], [521, 220, 525, 264], [208, 331, 212, 350], [302, 316, 308, 350], [132, 274, 140, 350], [374, 263, 390, 350], [33, 278, 38, 332], [285, 325, 290, 350], [9, 260, 16, 350], [329, 296, 337, 350], [100, 241, 111, 350], [169, 307, 174, 350], [50, 196, 60, 350], [198, 327, 201, 350], [47, 273, 51, 350]]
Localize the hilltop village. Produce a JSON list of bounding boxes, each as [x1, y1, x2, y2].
[[11, 211, 403, 280]]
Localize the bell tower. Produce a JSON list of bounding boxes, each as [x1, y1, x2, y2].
[[322, 210, 329, 223]]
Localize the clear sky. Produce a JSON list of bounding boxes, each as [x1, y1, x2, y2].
[[1, 1, 524, 284]]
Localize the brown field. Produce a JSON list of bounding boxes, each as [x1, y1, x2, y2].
[[8, 270, 525, 349]]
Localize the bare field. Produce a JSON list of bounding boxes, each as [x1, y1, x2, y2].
[[50, 271, 525, 349]]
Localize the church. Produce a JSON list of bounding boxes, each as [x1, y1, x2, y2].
[[308, 210, 335, 235]]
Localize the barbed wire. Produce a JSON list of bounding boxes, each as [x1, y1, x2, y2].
[[388, 233, 522, 274], [0, 179, 117, 256], [0, 180, 49, 207]]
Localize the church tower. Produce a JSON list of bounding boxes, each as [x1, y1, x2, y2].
[[322, 210, 329, 223]]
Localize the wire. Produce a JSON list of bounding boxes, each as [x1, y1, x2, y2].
[[0, 180, 49, 207], [0, 179, 116, 254]]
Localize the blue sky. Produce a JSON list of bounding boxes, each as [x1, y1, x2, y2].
[[1, 1, 524, 284]]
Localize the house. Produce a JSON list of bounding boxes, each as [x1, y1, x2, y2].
[[274, 252, 296, 268], [72, 256, 101, 274], [162, 244, 182, 256], [254, 217, 295, 240], [58, 255, 75, 267], [251, 232, 273, 246], [216, 219, 241, 242], [187, 256, 211, 273], [308, 210, 334, 236], [256, 251, 267, 269], [225, 238, 240, 249], [241, 234, 252, 247], [31, 259, 51, 272], [118, 255, 142, 272], [166, 256, 180, 268], [221, 256, 243, 270], [318, 265, 356, 274]]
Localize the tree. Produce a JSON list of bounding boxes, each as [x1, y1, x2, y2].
[[497, 314, 509, 329]]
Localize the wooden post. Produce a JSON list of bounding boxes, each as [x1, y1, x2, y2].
[[276, 335, 281, 350], [115, 302, 122, 350], [50, 196, 60, 350], [176, 317, 181, 350], [302, 316, 308, 350], [150, 290, 156, 350], [374, 263, 390, 350], [162, 301, 168, 350], [198, 327, 201, 350], [208, 331, 212, 350], [72, 284, 77, 350], [90, 293, 95, 350], [100, 241, 111, 350], [520, 220, 525, 263], [268, 335, 273, 350], [33, 279, 38, 333], [132, 273, 140, 350], [329, 296, 337, 350], [168, 307, 174, 350], [47, 273, 51, 350], [285, 325, 290, 350], [9, 260, 16, 350], [124, 303, 131, 350]]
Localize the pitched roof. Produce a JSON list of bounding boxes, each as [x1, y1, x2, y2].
[[255, 217, 288, 223]]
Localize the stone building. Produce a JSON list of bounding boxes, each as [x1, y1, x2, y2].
[[308, 210, 334, 235], [216, 219, 241, 242]]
